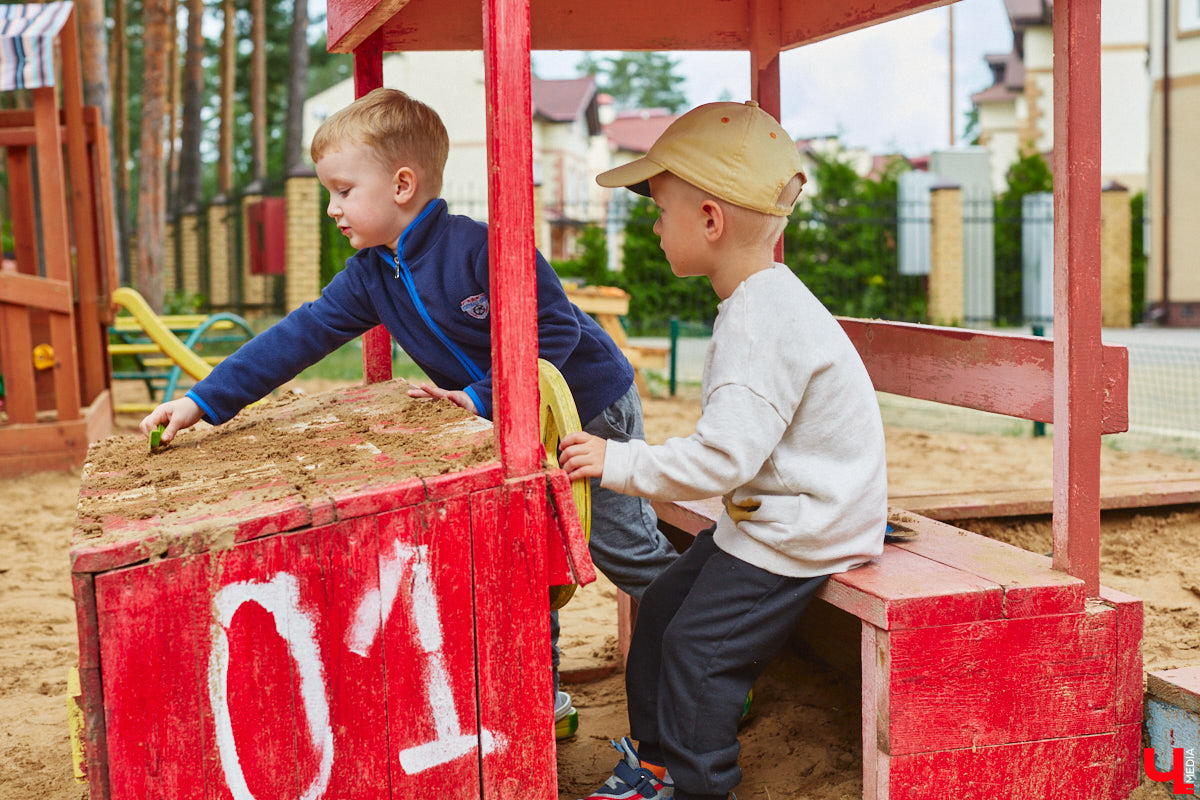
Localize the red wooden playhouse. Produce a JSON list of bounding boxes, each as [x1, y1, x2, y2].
[[0, 1, 119, 478], [70, 1, 1143, 800]]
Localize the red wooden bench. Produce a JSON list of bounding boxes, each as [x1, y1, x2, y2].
[[648, 496, 1142, 800], [608, 321, 1143, 800]]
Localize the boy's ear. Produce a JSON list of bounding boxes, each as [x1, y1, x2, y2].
[[700, 198, 725, 242], [392, 167, 419, 205]]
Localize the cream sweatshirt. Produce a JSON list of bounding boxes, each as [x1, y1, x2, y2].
[[602, 264, 887, 578]]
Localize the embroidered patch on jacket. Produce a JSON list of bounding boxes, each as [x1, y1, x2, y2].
[[460, 293, 490, 320]]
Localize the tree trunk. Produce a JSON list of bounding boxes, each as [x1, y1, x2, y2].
[[218, 0, 235, 197], [177, 0, 205, 209], [137, 0, 171, 310], [111, 0, 133, 285], [164, 0, 180, 218], [250, 0, 267, 183], [284, 0, 310, 173], [76, 0, 111, 127]]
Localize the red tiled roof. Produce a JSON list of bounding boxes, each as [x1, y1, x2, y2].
[[532, 76, 597, 123], [971, 51, 1023, 104], [971, 82, 1019, 104], [604, 108, 677, 154]]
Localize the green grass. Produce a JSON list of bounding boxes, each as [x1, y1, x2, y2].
[[294, 339, 429, 383]]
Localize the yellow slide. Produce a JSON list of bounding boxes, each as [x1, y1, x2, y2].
[[111, 287, 215, 383]]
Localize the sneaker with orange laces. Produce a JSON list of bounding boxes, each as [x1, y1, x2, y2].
[[578, 737, 673, 800]]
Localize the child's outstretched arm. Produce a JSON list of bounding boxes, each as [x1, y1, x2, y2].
[[558, 431, 607, 480], [138, 397, 204, 445]]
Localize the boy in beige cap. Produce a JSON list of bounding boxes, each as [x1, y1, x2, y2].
[[560, 101, 887, 800]]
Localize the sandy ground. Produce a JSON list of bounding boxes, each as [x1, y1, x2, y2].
[[1, 379, 1197, 799]]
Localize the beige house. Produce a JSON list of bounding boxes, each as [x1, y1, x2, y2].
[[302, 54, 602, 261], [971, 0, 1151, 194], [1147, 0, 1200, 325]]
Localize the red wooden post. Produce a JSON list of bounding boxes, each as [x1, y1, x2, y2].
[[750, 0, 785, 262], [32, 83, 82, 422], [353, 30, 394, 385], [60, 10, 108, 405], [482, 0, 540, 477], [1051, 0, 1103, 596]]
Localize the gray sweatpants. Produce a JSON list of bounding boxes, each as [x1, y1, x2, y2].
[[553, 382, 680, 693]]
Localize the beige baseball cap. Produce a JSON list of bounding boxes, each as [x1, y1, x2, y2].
[[596, 101, 807, 217]]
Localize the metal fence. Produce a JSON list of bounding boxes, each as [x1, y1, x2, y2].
[[580, 192, 1080, 333]]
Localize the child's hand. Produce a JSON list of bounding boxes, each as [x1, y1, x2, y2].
[[558, 431, 606, 480], [407, 382, 477, 415], [139, 397, 203, 445]]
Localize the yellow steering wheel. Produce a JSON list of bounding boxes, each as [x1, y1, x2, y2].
[[539, 359, 591, 610]]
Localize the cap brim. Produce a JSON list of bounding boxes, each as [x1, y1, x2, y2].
[[595, 156, 663, 196]]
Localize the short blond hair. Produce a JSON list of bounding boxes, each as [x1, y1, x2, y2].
[[673, 172, 804, 248], [721, 172, 805, 246], [311, 87, 450, 195]]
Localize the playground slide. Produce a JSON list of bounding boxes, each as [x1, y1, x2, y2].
[[111, 287, 216, 382]]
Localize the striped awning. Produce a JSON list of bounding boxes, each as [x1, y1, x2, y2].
[[0, 2, 74, 92]]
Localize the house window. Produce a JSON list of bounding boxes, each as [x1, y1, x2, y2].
[[1180, 0, 1200, 36]]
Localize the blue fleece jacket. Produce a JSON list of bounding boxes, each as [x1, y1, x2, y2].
[[187, 199, 634, 426]]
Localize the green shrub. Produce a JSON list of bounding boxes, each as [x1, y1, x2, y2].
[[994, 152, 1053, 325], [1130, 191, 1146, 325]]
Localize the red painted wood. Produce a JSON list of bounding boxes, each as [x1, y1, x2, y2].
[[94, 518, 407, 798], [32, 85, 82, 423], [820, 545, 1003, 630], [0, 272, 72, 311], [376, 502, 484, 795], [96, 554, 211, 797], [861, 623, 887, 800], [328, 0, 948, 53], [422, 462, 505, 501], [309, 516, 392, 794], [781, 0, 950, 49], [59, 10, 107, 405], [328, 0, 402, 53], [1099, 586, 1144, 727], [651, 496, 723, 536], [351, 30, 393, 386], [884, 731, 1118, 800], [1115, 722, 1142, 797], [749, 13, 784, 263], [6, 147, 39, 276], [483, 0, 540, 478], [0, 147, 44, 427], [545, 469, 596, 586], [232, 497, 314, 544], [71, 573, 110, 800], [885, 607, 1117, 755], [837, 318, 1129, 434], [651, 498, 1005, 630], [1051, 0, 1104, 595], [889, 514, 1085, 619], [330, 476, 427, 521], [0, 294, 37, 422], [471, 480, 556, 800]]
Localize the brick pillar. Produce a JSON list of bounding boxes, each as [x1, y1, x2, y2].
[[929, 184, 964, 326], [207, 199, 232, 309], [163, 219, 177, 293], [241, 188, 268, 310], [1101, 182, 1132, 328], [285, 169, 322, 312], [179, 208, 202, 300]]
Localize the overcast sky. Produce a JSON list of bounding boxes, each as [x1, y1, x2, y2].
[[533, 0, 1013, 157]]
